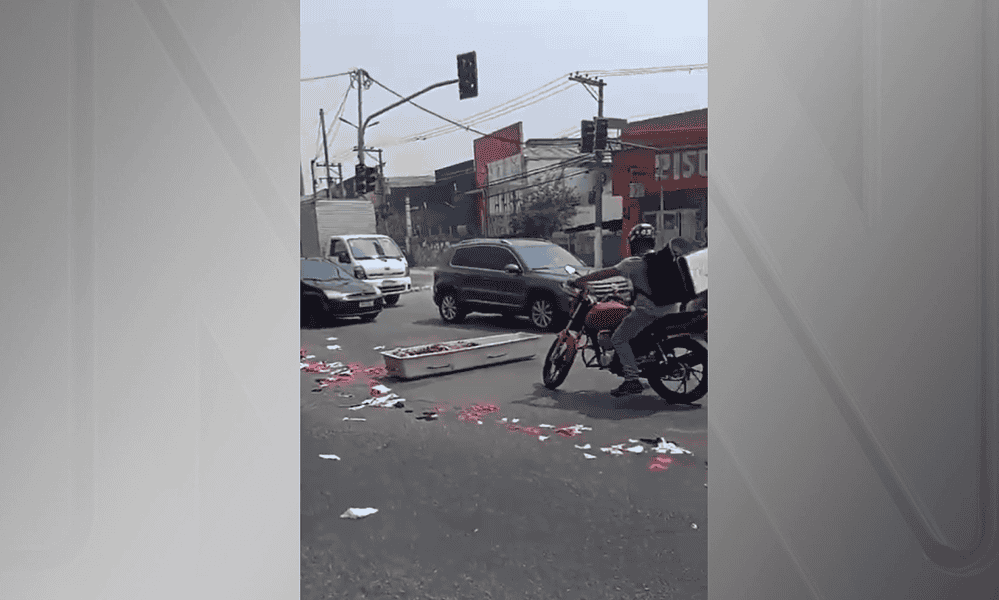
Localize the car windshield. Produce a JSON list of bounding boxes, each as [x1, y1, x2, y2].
[[515, 244, 586, 270], [349, 237, 404, 259], [301, 260, 346, 281]]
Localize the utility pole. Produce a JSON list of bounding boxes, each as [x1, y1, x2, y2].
[[405, 195, 412, 255], [337, 163, 344, 198], [319, 108, 332, 199], [310, 159, 317, 195], [356, 69, 366, 168], [570, 73, 608, 267]]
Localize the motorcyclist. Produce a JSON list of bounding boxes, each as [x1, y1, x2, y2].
[[568, 223, 683, 397]]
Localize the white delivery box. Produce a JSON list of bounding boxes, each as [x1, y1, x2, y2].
[[677, 248, 708, 296], [381, 332, 541, 380]]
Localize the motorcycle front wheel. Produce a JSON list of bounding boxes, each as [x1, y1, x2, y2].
[[647, 336, 707, 404], [542, 332, 577, 390]]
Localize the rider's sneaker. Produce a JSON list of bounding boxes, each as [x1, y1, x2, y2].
[[610, 379, 643, 397]]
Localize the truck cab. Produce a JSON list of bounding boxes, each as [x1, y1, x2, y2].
[[328, 234, 412, 305]]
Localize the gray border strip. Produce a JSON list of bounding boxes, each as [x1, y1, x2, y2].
[[710, 1, 998, 569], [134, 0, 298, 259]]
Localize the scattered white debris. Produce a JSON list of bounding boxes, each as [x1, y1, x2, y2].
[[583, 453, 597, 459], [342, 417, 366, 421], [327, 345, 341, 350], [654, 438, 693, 455], [628, 439, 639, 443], [538, 435, 550, 441], [500, 417, 509, 423], [327, 337, 338, 341], [305, 355, 315, 359], [371, 384, 392, 395], [340, 507, 378, 520], [574, 444, 591, 450], [511, 418, 520, 423], [538, 424, 555, 429], [373, 345, 386, 350], [691, 523, 698, 530], [626, 445, 645, 454], [349, 393, 406, 410], [319, 454, 341, 460]]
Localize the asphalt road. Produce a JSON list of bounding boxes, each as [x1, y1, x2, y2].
[[300, 269, 707, 600]]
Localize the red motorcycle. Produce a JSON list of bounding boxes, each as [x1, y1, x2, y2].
[[541, 279, 708, 404]]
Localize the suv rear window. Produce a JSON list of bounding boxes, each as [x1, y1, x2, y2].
[[452, 245, 518, 270]]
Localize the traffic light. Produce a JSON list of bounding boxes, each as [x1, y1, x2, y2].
[[594, 117, 608, 151], [354, 163, 367, 195], [365, 166, 379, 194], [580, 119, 595, 154], [457, 51, 478, 100]]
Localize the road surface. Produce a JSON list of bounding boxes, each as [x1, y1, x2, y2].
[[300, 269, 707, 600]]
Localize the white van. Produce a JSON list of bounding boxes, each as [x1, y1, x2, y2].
[[328, 234, 413, 306]]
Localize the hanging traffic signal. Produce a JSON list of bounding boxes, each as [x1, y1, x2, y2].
[[457, 51, 478, 100], [594, 117, 608, 151], [365, 166, 379, 194], [355, 163, 368, 195], [580, 120, 595, 154]]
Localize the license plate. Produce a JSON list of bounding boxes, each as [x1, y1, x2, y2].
[[359, 301, 374, 308]]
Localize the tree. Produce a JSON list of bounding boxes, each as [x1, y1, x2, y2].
[[507, 179, 579, 239]]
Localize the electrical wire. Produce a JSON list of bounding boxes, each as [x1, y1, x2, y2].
[[402, 64, 705, 142], [301, 70, 355, 83]]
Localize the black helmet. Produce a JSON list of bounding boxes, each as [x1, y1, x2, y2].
[[627, 223, 656, 250]]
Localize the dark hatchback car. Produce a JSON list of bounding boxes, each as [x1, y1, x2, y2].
[[433, 238, 631, 331], [301, 257, 384, 327]]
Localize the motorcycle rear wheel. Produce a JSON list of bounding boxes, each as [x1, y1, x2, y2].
[[647, 336, 707, 404], [542, 332, 577, 390]]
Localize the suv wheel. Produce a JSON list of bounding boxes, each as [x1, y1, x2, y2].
[[528, 293, 561, 331], [438, 291, 466, 323]]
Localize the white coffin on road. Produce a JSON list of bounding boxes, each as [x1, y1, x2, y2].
[[381, 332, 542, 380]]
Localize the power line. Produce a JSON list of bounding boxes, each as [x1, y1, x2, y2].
[[301, 70, 354, 83], [402, 64, 706, 142]]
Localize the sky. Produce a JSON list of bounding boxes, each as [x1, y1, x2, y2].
[[301, 0, 707, 185]]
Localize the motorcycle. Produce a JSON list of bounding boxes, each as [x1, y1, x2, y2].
[[541, 268, 708, 404]]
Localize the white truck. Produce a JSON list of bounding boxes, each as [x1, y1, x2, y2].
[[301, 197, 413, 305]]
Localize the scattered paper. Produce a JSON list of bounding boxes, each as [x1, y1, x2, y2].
[[574, 444, 592, 450], [654, 438, 693, 455], [626, 445, 644, 454], [373, 345, 386, 350], [556, 425, 592, 438], [583, 453, 597, 459], [538, 424, 555, 429], [628, 439, 639, 443], [511, 418, 520, 423], [500, 417, 508, 423], [318, 454, 341, 460], [327, 345, 341, 350], [691, 523, 698, 530], [327, 337, 338, 341], [305, 355, 315, 359], [342, 417, 366, 421], [340, 507, 378, 520], [538, 435, 550, 441], [370, 384, 392, 395]]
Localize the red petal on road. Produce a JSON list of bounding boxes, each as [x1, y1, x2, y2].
[[648, 456, 673, 472]]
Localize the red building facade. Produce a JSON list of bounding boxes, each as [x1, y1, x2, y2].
[[613, 109, 707, 257]]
